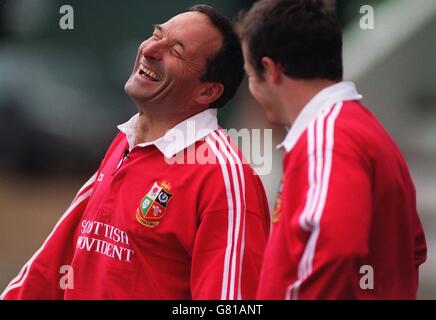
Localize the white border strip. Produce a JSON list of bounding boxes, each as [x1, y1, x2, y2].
[[205, 136, 235, 300], [216, 130, 246, 300]]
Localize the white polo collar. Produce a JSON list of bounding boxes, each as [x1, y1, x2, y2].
[[277, 81, 363, 152], [117, 108, 219, 158]]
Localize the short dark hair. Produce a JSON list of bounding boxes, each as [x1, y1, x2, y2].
[[238, 0, 343, 81], [189, 4, 244, 109]]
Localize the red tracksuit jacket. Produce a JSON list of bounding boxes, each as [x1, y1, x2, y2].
[[257, 82, 427, 300], [2, 109, 270, 300]]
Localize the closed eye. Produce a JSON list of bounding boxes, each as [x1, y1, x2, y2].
[[172, 49, 182, 58], [152, 24, 163, 40], [151, 24, 185, 59], [152, 33, 162, 40], [171, 44, 184, 59]]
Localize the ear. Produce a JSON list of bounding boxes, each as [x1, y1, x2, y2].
[[261, 57, 282, 84], [195, 82, 224, 106]]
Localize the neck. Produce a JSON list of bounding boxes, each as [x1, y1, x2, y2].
[[133, 106, 203, 145], [280, 79, 338, 126]]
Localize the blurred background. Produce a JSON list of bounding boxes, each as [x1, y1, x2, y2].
[[0, 0, 435, 298]]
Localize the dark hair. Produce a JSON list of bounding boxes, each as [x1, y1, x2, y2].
[[189, 4, 244, 109], [238, 0, 343, 81]]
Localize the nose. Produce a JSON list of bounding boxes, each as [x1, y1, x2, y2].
[[141, 40, 164, 62]]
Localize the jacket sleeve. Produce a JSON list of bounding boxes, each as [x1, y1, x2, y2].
[[286, 151, 373, 300], [1, 172, 97, 300], [190, 164, 270, 300]]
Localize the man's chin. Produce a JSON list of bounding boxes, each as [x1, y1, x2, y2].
[[265, 108, 284, 126], [124, 77, 136, 94], [125, 81, 147, 101], [124, 81, 132, 95]]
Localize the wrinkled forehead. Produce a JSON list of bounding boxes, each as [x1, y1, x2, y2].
[[161, 12, 222, 56]]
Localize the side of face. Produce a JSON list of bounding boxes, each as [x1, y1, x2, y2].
[[124, 12, 223, 115], [242, 41, 284, 125]]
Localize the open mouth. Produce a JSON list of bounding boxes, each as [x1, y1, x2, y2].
[[138, 64, 161, 82]]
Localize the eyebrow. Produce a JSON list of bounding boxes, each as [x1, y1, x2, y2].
[[153, 24, 186, 50]]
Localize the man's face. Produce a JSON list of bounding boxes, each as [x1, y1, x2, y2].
[[124, 12, 222, 113], [242, 42, 280, 124]]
